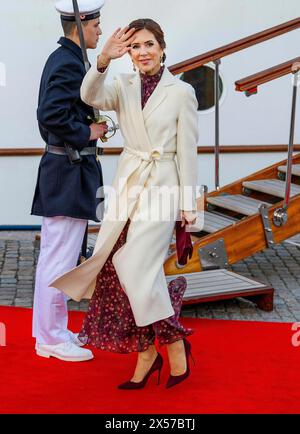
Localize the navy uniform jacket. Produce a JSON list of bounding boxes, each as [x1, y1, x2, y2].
[[31, 37, 103, 222]]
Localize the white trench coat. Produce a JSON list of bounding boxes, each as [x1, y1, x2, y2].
[[51, 64, 199, 327]]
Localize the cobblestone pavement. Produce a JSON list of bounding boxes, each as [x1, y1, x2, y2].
[[1, 231, 300, 322]]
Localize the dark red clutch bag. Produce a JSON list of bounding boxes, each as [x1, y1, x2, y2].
[[175, 221, 193, 266]]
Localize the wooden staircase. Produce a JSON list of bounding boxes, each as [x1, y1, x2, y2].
[[164, 153, 300, 276]]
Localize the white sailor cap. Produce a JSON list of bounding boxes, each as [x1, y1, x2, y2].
[[55, 0, 105, 21]]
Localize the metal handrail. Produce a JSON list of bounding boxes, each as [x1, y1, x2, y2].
[[284, 72, 299, 209], [169, 18, 300, 75], [236, 60, 299, 225], [273, 68, 299, 227], [235, 56, 300, 94], [168, 17, 300, 191], [214, 60, 221, 190]]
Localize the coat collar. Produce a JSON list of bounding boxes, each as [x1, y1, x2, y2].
[[58, 37, 84, 64], [128, 67, 176, 121], [128, 66, 176, 87]]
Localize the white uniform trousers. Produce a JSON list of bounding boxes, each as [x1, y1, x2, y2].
[[32, 216, 87, 344]]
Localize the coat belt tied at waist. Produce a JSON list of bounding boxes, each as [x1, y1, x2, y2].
[[123, 146, 176, 162]]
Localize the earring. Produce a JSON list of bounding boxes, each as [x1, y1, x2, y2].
[[132, 62, 136, 72], [160, 55, 164, 66]]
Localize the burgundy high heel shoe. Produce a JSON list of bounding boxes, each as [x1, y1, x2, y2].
[[166, 339, 195, 389], [118, 353, 163, 390]]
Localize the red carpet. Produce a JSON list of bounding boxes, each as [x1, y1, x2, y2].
[[0, 306, 300, 414]]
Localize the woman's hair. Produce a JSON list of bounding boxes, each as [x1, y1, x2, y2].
[[128, 18, 167, 63]]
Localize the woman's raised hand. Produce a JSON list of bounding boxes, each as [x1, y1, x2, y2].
[[100, 27, 136, 63]]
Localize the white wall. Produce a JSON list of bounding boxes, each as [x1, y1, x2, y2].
[[0, 152, 290, 226], [0, 0, 299, 224]]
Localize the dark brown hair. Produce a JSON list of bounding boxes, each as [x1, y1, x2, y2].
[[128, 18, 166, 62]]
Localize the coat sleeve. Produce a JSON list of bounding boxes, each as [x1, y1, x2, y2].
[[37, 61, 91, 148], [176, 84, 199, 211], [80, 63, 119, 112]]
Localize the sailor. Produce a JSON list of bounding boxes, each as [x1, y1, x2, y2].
[[31, 0, 107, 362]]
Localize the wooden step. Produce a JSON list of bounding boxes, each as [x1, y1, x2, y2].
[[166, 269, 274, 311], [206, 194, 270, 216], [190, 211, 236, 233], [242, 179, 300, 198], [278, 164, 300, 177]]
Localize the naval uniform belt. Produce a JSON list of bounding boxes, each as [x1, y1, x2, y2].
[[45, 144, 102, 156]]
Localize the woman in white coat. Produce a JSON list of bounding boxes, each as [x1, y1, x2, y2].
[[52, 19, 199, 389]]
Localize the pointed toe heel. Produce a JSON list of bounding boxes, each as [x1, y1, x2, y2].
[[118, 353, 163, 390], [166, 339, 195, 389]]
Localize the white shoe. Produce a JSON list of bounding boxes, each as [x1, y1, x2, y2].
[[36, 341, 94, 362], [67, 330, 87, 347]]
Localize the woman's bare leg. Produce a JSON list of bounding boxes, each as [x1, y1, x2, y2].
[[131, 344, 158, 382], [166, 339, 187, 376]]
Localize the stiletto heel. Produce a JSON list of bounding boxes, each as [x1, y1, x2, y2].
[[165, 339, 194, 389], [157, 365, 162, 385], [190, 347, 196, 366], [118, 353, 163, 390]]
